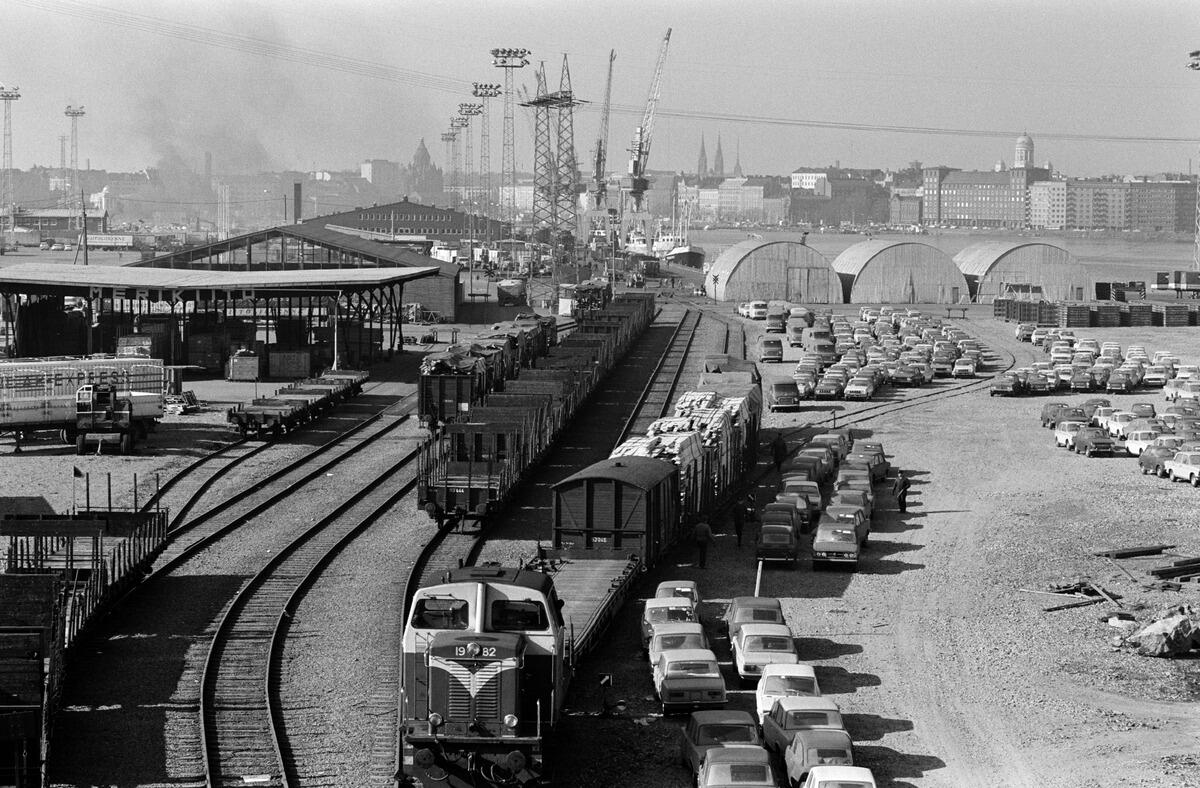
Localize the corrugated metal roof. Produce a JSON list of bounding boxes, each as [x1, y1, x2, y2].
[[554, 456, 676, 490], [0, 262, 439, 293], [953, 241, 1073, 278], [831, 240, 942, 277]]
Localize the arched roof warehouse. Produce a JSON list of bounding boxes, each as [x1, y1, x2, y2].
[[705, 240, 843, 303], [832, 240, 968, 304], [953, 241, 1087, 302]]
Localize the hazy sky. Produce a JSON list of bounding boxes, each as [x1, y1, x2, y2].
[[3, 0, 1198, 178]]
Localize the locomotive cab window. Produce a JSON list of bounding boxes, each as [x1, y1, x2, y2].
[[411, 597, 470, 630], [489, 599, 549, 631]]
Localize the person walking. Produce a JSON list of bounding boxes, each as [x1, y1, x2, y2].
[[771, 432, 789, 474], [731, 505, 745, 548], [694, 519, 714, 568], [894, 471, 912, 512]]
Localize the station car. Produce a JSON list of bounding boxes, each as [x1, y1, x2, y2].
[[761, 696, 846, 753], [652, 648, 727, 714]]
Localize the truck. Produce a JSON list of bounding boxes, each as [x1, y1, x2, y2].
[[73, 384, 160, 454], [84, 234, 135, 250]]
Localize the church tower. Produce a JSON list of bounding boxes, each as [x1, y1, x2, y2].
[[696, 134, 708, 177], [713, 134, 725, 177], [732, 138, 743, 178], [1014, 132, 1034, 169]]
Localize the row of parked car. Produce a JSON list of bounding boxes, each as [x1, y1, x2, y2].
[[766, 309, 988, 410], [642, 586, 879, 788], [1042, 397, 1200, 483], [1000, 327, 1195, 397]]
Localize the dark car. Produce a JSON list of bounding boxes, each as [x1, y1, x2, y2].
[[1040, 402, 1070, 427], [891, 365, 920, 386], [1072, 427, 1115, 457], [719, 597, 785, 641], [813, 379, 843, 400], [1053, 407, 1089, 428], [756, 524, 800, 567], [1139, 445, 1176, 476], [1106, 372, 1135, 394], [768, 381, 802, 412], [1026, 374, 1054, 394], [1069, 371, 1094, 392], [680, 710, 763, 780], [990, 373, 1023, 397], [1130, 402, 1157, 419]]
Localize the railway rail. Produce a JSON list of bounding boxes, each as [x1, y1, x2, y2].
[[201, 443, 423, 788], [617, 308, 702, 444]]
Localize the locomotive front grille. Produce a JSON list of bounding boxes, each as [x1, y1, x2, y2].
[[443, 660, 504, 719]]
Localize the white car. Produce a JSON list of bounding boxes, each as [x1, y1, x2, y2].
[[1105, 411, 1138, 438], [733, 623, 798, 684], [651, 648, 726, 714], [783, 727, 854, 785], [952, 359, 976, 378], [797, 765, 877, 788], [843, 376, 875, 400], [648, 621, 708, 666], [748, 301, 768, 320], [654, 580, 700, 611], [1124, 430, 1161, 457], [1091, 406, 1120, 430], [755, 664, 821, 724], [1054, 420, 1086, 448]]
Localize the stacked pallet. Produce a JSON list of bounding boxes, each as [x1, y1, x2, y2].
[[1093, 303, 1121, 327], [1038, 302, 1060, 326], [1057, 303, 1090, 328], [1154, 302, 1190, 327], [1126, 302, 1153, 327], [993, 298, 1010, 319]]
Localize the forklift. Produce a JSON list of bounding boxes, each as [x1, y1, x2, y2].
[[75, 383, 138, 455]]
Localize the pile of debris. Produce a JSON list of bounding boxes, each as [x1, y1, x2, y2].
[[1114, 604, 1200, 658], [1020, 579, 1122, 612]]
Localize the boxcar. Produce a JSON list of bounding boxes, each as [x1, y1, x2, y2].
[[552, 456, 681, 567]]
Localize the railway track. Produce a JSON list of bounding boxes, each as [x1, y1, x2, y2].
[[201, 444, 423, 788], [617, 308, 703, 443]]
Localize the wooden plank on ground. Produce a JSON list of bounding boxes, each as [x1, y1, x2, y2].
[[1093, 544, 1176, 559], [1044, 597, 1105, 613]]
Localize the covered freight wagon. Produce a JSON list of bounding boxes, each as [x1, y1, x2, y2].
[[552, 456, 680, 567]]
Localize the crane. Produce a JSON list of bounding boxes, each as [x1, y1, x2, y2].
[[623, 28, 671, 216], [590, 49, 616, 211]]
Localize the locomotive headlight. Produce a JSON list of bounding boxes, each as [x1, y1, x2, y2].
[[503, 714, 519, 729], [428, 712, 444, 729], [465, 642, 481, 657]]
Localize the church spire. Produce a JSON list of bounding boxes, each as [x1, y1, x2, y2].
[[696, 134, 708, 177], [732, 138, 743, 177], [713, 134, 725, 177]]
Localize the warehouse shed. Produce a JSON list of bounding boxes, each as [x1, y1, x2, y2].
[[704, 240, 843, 303], [954, 241, 1088, 302], [832, 240, 967, 304]]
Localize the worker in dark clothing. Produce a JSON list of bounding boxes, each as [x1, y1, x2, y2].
[[771, 432, 789, 473], [731, 505, 745, 547], [894, 471, 912, 512], [694, 520, 714, 568]]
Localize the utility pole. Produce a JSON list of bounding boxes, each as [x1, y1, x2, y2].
[[65, 105, 85, 230], [491, 47, 530, 231], [0, 85, 19, 247], [472, 82, 500, 233], [1191, 50, 1200, 272]]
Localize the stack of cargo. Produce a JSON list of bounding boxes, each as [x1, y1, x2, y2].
[[1093, 303, 1121, 327], [1057, 303, 1090, 328], [1126, 302, 1153, 327], [1154, 302, 1190, 327], [611, 433, 705, 515], [1037, 301, 1059, 326], [993, 298, 1010, 319], [418, 346, 490, 426]]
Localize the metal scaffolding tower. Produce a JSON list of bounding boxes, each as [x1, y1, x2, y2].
[[64, 105, 85, 229], [0, 85, 19, 243], [491, 47, 530, 227], [58, 134, 67, 196], [451, 116, 468, 206], [472, 83, 500, 225], [524, 63, 556, 239], [440, 129, 457, 200], [553, 55, 581, 255]]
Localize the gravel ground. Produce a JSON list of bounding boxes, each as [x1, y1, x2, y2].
[[499, 303, 1200, 787]]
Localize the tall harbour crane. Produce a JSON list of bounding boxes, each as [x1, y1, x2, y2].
[[590, 50, 616, 212], [620, 29, 671, 240]]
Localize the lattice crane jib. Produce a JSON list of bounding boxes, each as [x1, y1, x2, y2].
[[592, 51, 615, 212], [624, 28, 671, 220]]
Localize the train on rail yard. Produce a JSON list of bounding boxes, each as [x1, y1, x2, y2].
[[402, 299, 764, 787], [224, 368, 370, 437]]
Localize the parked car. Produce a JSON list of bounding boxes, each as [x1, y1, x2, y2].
[[696, 746, 775, 788], [952, 359, 977, 378], [813, 379, 843, 399], [1072, 427, 1115, 457], [680, 710, 763, 780], [747, 301, 768, 320], [1106, 371, 1135, 394], [652, 648, 727, 714], [768, 381, 802, 412], [654, 580, 700, 609], [736, 302, 752, 318], [1054, 420, 1086, 449], [1139, 445, 1177, 476], [1040, 402, 1070, 428], [1025, 374, 1054, 394], [843, 376, 875, 400], [797, 765, 877, 788], [732, 623, 799, 684], [720, 596, 784, 641], [648, 622, 708, 666], [1106, 412, 1139, 439], [761, 696, 845, 753], [1124, 430, 1161, 457], [1163, 451, 1200, 485], [756, 524, 801, 567], [783, 726, 855, 786], [642, 597, 696, 649], [758, 336, 784, 363], [1130, 402, 1157, 419], [990, 373, 1023, 396], [754, 664, 821, 723], [812, 522, 864, 570]]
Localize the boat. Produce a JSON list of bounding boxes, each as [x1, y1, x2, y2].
[[664, 243, 706, 269]]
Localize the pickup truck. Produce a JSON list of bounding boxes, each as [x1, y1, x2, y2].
[[1163, 451, 1200, 486]]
